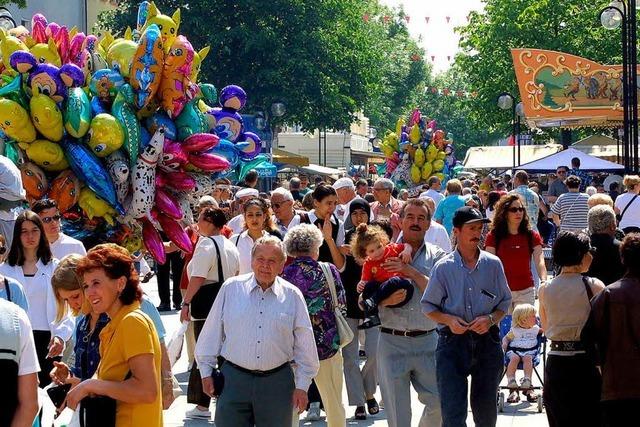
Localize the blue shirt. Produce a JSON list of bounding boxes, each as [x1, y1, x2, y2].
[[568, 168, 591, 192], [421, 249, 512, 327], [510, 185, 540, 231], [0, 276, 28, 312], [72, 313, 109, 379], [140, 297, 166, 341], [434, 195, 466, 234]]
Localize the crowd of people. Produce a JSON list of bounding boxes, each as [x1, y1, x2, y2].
[[1, 157, 640, 427]]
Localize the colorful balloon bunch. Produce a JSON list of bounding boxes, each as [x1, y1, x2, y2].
[[379, 109, 458, 191], [0, 1, 265, 263]]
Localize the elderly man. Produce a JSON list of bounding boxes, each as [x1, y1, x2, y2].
[[290, 177, 305, 201], [422, 207, 512, 427], [333, 177, 364, 230], [371, 178, 404, 220], [420, 176, 445, 208], [227, 187, 260, 234], [32, 199, 86, 259], [271, 187, 306, 236], [195, 236, 320, 427], [587, 205, 624, 285], [510, 170, 541, 231], [374, 198, 446, 427]]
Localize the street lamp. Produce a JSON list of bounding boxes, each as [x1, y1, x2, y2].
[[497, 92, 518, 168], [599, 0, 638, 173], [0, 8, 16, 31]]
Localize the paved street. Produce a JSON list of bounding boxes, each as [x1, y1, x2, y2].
[[141, 277, 548, 427]]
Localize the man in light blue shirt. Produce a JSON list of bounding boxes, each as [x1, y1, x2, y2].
[[510, 170, 540, 231], [0, 275, 29, 312], [434, 179, 466, 234]]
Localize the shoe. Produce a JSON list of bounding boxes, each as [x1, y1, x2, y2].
[[507, 390, 520, 403], [520, 377, 532, 389], [358, 315, 381, 330], [157, 303, 172, 312], [366, 398, 380, 415], [305, 402, 321, 421], [359, 349, 367, 358], [506, 378, 518, 389], [185, 406, 211, 419], [141, 272, 154, 283], [525, 389, 538, 402], [354, 406, 367, 420]]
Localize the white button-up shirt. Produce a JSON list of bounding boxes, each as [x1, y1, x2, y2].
[[195, 273, 320, 391], [231, 230, 269, 275]]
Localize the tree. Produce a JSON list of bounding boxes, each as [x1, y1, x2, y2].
[[455, 0, 621, 139], [99, 0, 428, 132], [0, 1, 26, 8]]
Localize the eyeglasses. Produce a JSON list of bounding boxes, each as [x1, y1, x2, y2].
[[41, 214, 61, 223], [507, 207, 525, 213], [557, 170, 567, 175], [271, 201, 291, 209], [373, 187, 388, 192]]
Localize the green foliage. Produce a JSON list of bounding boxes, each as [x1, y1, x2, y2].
[[0, 1, 26, 8], [99, 0, 428, 132], [455, 0, 621, 139]]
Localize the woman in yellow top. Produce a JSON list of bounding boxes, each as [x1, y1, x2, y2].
[[66, 245, 162, 426]]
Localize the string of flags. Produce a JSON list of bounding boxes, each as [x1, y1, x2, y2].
[[425, 87, 479, 98], [363, 14, 472, 25]]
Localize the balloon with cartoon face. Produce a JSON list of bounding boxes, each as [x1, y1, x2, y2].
[[64, 87, 92, 138], [19, 139, 68, 171], [107, 39, 137, 78], [0, 98, 36, 143], [219, 85, 246, 110], [130, 24, 164, 111], [160, 35, 197, 118], [29, 38, 61, 67], [90, 69, 125, 105], [142, 2, 180, 53], [30, 94, 63, 141], [205, 107, 244, 142], [87, 113, 125, 157]]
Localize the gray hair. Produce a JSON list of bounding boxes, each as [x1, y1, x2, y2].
[[289, 177, 301, 190], [271, 187, 294, 201], [251, 236, 286, 260], [588, 205, 616, 235], [374, 178, 394, 192], [283, 224, 323, 257], [198, 195, 218, 208]]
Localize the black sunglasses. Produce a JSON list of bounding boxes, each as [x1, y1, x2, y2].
[[41, 214, 62, 223], [507, 207, 525, 213]]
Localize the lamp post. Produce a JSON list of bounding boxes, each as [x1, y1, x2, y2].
[[497, 92, 517, 169], [600, 0, 638, 173], [254, 102, 286, 162], [0, 7, 16, 31]]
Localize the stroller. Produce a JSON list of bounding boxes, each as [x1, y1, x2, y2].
[[497, 315, 546, 413]]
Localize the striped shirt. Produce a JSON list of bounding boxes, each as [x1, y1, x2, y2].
[[551, 191, 590, 233]]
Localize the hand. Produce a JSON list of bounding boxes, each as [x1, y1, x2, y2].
[[382, 257, 408, 274], [180, 305, 191, 323], [399, 249, 412, 264], [339, 245, 351, 256], [447, 316, 470, 334], [380, 289, 407, 307], [65, 379, 96, 410], [47, 336, 64, 358], [356, 281, 366, 293], [292, 389, 308, 414], [50, 361, 70, 385], [162, 377, 176, 409], [468, 315, 492, 335], [202, 376, 215, 398], [318, 215, 334, 241]]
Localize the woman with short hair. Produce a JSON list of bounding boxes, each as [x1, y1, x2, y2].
[[614, 175, 640, 234], [282, 224, 347, 427]]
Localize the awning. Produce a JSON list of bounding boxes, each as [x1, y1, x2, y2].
[[300, 164, 344, 178], [516, 147, 624, 172], [462, 144, 563, 170], [272, 148, 309, 167], [351, 149, 386, 164], [571, 135, 620, 161]]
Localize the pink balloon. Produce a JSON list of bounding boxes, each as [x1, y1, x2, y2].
[[140, 216, 166, 264], [187, 152, 231, 172], [155, 212, 193, 253], [181, 133, 220, 153], [156, 171, 196, 191], [154, 188, 183, 220]]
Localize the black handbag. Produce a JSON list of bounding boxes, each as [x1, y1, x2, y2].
[[79, 372, 131, 427], [190, 237, 224, 320]]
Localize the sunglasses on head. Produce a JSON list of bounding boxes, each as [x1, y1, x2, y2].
[[507, 207, 525, 213], [41, 214, 62, 223]]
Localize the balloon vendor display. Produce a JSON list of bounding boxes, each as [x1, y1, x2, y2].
[[378, 109, 461, 194], [0, 2, 270, 263]]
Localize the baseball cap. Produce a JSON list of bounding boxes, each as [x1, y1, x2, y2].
[[332, 177, 355, 191], [452, 206, 491, 228]]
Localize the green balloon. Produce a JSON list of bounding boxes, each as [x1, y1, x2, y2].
[[112, 84, 141, 169], [0, 75, 28, 109], [3, 140, 20, 165], [176, 94, 209, 140], [237, 154, 269, 181]]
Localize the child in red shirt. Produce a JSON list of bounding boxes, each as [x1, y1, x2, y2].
[[351, 223, 414, 329]]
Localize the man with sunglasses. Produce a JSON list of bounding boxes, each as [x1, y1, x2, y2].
[[32, 199, 86, 260], [548, 166, 569, 203], [270, 187, 305, 236]]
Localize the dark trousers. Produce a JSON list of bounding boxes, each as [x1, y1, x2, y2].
[[361, 277, 413, 316], [33, 330, 60, 387], [215, 362, 295, 427], [157, 251, 184, 307], [543, 354, 602, 427], [187, 320, 211, 408], [435, 327, 504, 427], [602, 399, 640, 427]]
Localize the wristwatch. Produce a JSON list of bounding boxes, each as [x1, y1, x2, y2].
[[488, 313, 495, 326]]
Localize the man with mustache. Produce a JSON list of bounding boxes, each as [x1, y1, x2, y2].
[[373, 198, 446, 427], [422, 206, 512, 427]]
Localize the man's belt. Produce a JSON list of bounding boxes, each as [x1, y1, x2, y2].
[[550, 341, 584, 352], [380, 327, 435, 337], [225, 360, 291, 376]]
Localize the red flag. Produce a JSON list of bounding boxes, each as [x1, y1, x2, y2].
[[383, 15, 390, 23], [411, 54, 421, 62], [431, 87, 438, 94], [507, 135, 515, 146], [446, 16, 451, 23], [363, 14, 370, 22], [447, 55, 451, 61], [456, 90, 464, 97], [425, 16, 430, 24], [431, 55, 436, 62], [443, 88, 450, 96], [405, 15, 411, 23]]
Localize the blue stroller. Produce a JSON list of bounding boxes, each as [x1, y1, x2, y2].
[[497, 315, 546, 413]]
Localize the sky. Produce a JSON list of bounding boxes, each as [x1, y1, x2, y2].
[[380, 0, 485, 74]]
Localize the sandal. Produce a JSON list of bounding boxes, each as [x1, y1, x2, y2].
[[366, 398, 380, 415], [354, 406, 367, 420], [526, 390, 538, 403], [507, 391, 520, 403]]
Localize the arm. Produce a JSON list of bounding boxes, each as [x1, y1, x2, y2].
[[538, 285, 548, 331], [291, 289, 320, 412], [320, 218, 345, 271], [382, 259, 427, 292], [502, 331, 514, 351], [195, 284, 227, 378], [159, 342, 175, 409], [532, 245, 548, 282], [10, 374, 39, 427], [399, 244, 412, 264], [180, 276, 206, 322], [551, 212, 561, 227]]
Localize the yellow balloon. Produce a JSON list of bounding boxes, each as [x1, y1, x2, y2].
[[414, 147, 425, 167], [29, 38, 61, 67], [435, 172, 446, 181], [0, 98, 36, 143], [190, 45, 210, 82], [142, 2, 181, 53], [30, 94, 64, 142], [437, 151, 446, 160], [395, 117, 405, 136], [426, 144, 438, 162], [107, 40, 137, 78], [410, 164, 422, 184], [433, 159, 445, 172], [409, 125, 420, 144], [87, 114, 125, 157], [0, 29, 28, 74], [19, 139, 69, 171], [78, 187, 117, 225], [421, 162, 433, 180]]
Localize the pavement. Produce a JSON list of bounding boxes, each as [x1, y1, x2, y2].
[[141, 276, 549, 427]]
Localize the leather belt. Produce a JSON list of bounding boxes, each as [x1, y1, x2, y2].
[[380, 327, 435, 337], [225, 360, 290, 376], [550, 341, 584, 352]]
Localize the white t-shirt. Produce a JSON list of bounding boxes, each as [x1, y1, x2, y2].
[[425, 221, 452, 252], [231, 230, 270, 275], [420, 189, 445, 208], [1, 301, 41, 376], [615, 191, 640, 230], [187, 235, 240, 282], [227, 214, 245, 234], [50, 233, 86, 260]]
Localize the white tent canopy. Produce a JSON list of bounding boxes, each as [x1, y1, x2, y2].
[[516, 147, 624, 172], [462, 144, 563, 170]]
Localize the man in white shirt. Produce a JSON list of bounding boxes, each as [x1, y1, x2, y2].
[[270, 188, 303, 236], [419, 176, 445, 208], [227, 188, 259, 234], [333, 177, 363, 230], [196, 236, 319, 427], [32, 199, 86, 259]]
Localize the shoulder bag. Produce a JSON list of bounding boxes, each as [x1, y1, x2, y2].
[[616, 193, 639, 223], [190, 237, 225, 320], [319, 262, 354, 348]]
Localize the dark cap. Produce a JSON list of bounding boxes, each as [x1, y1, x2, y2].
[[452, 206, 491, 228]]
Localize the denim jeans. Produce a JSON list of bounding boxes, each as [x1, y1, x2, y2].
[[435, 327, 504, 427]]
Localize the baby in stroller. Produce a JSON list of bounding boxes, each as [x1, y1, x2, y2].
[[502, 303, 542, 403]]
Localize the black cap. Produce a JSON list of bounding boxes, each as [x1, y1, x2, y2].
[[452, 206, 491, 228]]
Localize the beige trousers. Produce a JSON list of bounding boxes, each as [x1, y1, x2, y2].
[[180, 289, 196, 366], [509, 286, 536, 314], [315, 351, 346, 427]]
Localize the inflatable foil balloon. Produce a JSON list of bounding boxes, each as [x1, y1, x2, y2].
[[130, 23, 164, 110]]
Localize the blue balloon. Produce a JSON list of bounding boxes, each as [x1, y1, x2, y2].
[[146, 112, 177, 141], [90, 96, 109, 116], [61, 138, 124, 214], [139, 126, 151, 151], [209, 139, 239, 169]]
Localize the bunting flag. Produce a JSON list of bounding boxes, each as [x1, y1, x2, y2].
[[425, 87, 479, 98], [425, 16, 430, 24], [383, 15, 391, 23], [405, 15, 411, 23], [363, 13, 370, 23], [411, 54, 422, 62], [446, 16, 451, 23]]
